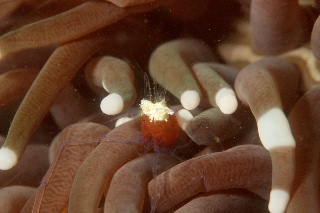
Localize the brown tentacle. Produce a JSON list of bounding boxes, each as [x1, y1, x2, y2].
[[69, 118, 146, 213], [0, 34, 104, 170]]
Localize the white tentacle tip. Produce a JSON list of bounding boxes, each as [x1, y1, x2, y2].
[[181, 90, 200, 110], [257, 108, 295, 150], [176, 109, 193, 131], [215, 87, 238, 114], [0, 147, 18, 170], [100, 93, 124, 115], [268, 189, 290, 213], [115, 116, 133, 127]]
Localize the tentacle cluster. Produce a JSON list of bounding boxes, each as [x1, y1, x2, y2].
[[0, 0, 320, 213]]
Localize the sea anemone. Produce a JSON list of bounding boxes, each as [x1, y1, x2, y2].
[[0, 0, 320, 212]]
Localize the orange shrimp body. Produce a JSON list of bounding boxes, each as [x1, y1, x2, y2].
[[141, 114, 180, 147], [140, 99, 180, 147]]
